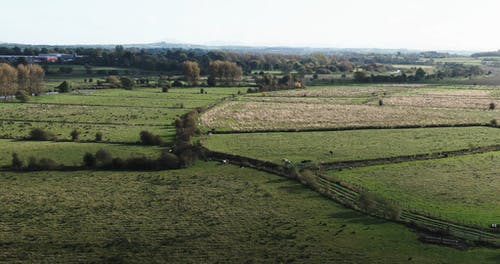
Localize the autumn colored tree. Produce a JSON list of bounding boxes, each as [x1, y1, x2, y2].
[[0, 63, 18, 99], [182, 61, 200, 86], [25, 64, 44, 95], [208, 60, 242, 86]]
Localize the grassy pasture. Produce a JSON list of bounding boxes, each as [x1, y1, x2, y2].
[[327, 152, 500, 227], [0, 163, 497, 263], [0, 139, 162, 167], [0, 87, 242, 143], [203, 127, 500, 163], [0, 120, 174, 143]]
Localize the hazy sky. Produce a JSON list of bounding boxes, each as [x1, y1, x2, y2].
[[1, 0, 499, 51]]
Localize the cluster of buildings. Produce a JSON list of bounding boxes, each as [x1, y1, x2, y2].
[[0, 53, 81, 63]]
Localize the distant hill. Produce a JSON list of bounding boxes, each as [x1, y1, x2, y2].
[[0, 41, 475, 56]]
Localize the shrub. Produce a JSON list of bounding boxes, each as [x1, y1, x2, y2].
[[95, 132, 103, 142], [357, 189, 401, 220], [124, 157, 158, 170], [27, 157, 38, 171], [378, 99, 384, 106], [15, 91, 30, 102], [177, 147, 198, 168], [120, 77, 135, 89], [70, 129, 81, 141], [207, 76, 216, 87], [28, 128, 56, 141], [57, 81, 71, 93], [106, 76, 122, 88], [172, 80, 184, 87], [11, 153, 23, 170], [83, 153, 96, 167], [38, 158, 58, 170], [26, 157, 58, 170], [491, 119, 498, 127], [95, 149, 113, 166], [139, 131, 163, 145], [162, 87, 169, 93], [200, 88, 205, 94], [489, 102, 496, 110], [159, 150, 181, 169], [111, 157, 125, 169]]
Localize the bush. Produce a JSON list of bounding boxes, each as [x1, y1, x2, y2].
[[83, 153, 96, 167], [177, 147, 199, 168], [11, 153, 23, 170], [120, 77, 135, 89], [489, 102, 496, 110], [26, 157, 58, 170], [357, 189, 401, 220], [95, 132, 103, 142], [162, 87, 169, 93], [139, 131, 163, 145], [38, 158, 58, 170], [491, 119, 498, 127], [15, 91, 30, 102], [172, 80, 184, 87], [124, 157, 158, 170], [378, 99, 384, 106], [57, 81, 71, 93], [159, 150, 181, 169], [70, 129, 80, 141], [207, 75, 216, 87], [28, 128, 56, 141], [111, 157, 125, 169], [106, 76, 122, 88], [95, 149, 113, 166]]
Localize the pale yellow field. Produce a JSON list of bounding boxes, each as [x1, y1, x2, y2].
[[201, 101, 499, 131]]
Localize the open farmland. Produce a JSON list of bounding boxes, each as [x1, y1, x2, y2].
[[327, 151, 500, 227], [0, 163, 497, 263], [201, 85, 500, 131], [0, 87, 242, 143], [203, 126, 500, 163]]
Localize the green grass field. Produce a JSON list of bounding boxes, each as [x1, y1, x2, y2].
[[0, 139, 162, 167], [327, 152, 500, 227], [0, 163, 497, 263], [0, 87, 242, 143], [203, 126, 500, 163], [2, 83, 500, 262]]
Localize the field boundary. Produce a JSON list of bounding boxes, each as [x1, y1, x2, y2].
[[207, 123, 496, 134], [320, 144, 500, 170], [201, 146, 500, 248]]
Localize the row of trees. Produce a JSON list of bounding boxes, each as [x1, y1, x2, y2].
[[182, 60, 243, 86], [0, 63, 44, 99]]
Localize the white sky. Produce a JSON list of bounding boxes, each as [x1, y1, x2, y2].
[[1, 0, 499, 51]]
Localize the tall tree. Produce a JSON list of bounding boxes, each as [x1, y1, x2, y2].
[[26, 64, 44, 95], [209, 60, 242, 86], [17, 64, 30, 92], [0, 63, 18, 99], [182, 61, 200, 86]]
